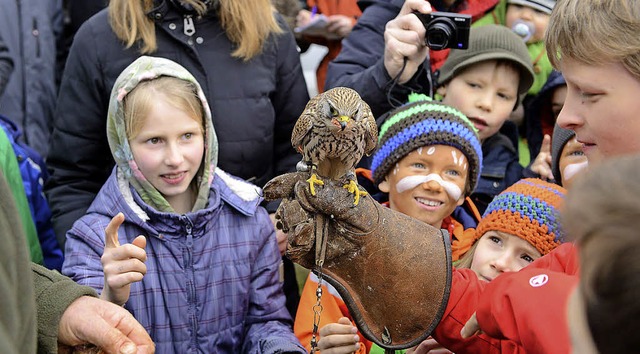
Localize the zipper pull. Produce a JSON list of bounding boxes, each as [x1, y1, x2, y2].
[[184, 15, 195, 36]]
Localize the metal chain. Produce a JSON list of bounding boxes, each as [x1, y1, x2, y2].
[[310, 263, 324, 353]]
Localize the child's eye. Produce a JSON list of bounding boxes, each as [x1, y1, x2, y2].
[[497, 92, 513, 101], [411, 162, 426, 169], [521, 254, 535, 263], [489, 236, 502, 245], [568, 150, 585, 157], [184, 133, 193, 140], [579, 91, 601, 101], [148, 137, 160, 144], [466, 81, 480, 89], [445, 169, 461, 177]]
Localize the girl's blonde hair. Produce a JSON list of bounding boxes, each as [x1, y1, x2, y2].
[[545, 0, 640, 80], [123, 76, 204, 139], [109, 0, 282, 60]]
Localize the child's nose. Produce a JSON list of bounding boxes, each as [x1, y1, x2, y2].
[[164, 144, 184, 166], [423, 179, 443, 192]]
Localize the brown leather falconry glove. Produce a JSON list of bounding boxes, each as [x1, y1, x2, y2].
[[264, 172, 452, 351]]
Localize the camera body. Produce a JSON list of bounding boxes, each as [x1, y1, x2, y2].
[[414, 11, 471, 50]]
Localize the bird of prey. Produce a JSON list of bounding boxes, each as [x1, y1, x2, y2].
[[291, 87, 377, 205]]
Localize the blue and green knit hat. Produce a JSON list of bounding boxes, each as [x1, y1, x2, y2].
[[371, 94, 482, 194], [475, 178, 567, 255]]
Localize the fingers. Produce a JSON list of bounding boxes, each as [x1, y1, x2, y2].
[[541, 134, 552, 154], [317, 318, 360, 354], [398, 0, 432, 16], [531, 134, 554, 180], [460, 312, 482, 338], [411, 337, 453, 354], [105, 213, 125, 249]]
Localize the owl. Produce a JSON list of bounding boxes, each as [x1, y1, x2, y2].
[[291, 87, 378, 205]]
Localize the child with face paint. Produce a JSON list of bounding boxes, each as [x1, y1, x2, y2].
[[550, 125, 588, 189], [456, 178, 566, 280], [294, 94, 483, 353], [61, 57, 306, 353]]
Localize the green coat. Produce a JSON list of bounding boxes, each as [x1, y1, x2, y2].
[[0, 169, 95, 354]]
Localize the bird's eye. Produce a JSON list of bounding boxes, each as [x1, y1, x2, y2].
[[330, 107, 338, 116]]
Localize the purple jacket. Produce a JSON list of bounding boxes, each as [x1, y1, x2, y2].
[[62, 168, 305, 354]]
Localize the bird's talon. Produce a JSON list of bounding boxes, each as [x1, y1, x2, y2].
[[343, 180, 368, 206], [307, 173, 324, 196]]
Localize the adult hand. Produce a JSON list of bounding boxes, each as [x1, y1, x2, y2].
[[383, 0, 432, 83], [530, 134, 554, 180], [317, 317, 361, 354], [58, 296, 155, 354], [406, 337, 453, 354], [327, 14, 355, 38], [101, 213, 147, 306], [269, 213, 287, 256]]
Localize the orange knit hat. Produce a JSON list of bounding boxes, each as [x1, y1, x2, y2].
[[475, 178, 567, 255]]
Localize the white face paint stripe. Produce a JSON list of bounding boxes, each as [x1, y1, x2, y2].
[[562, 161, 588, 182], [417, 147, 423, 155], [395, 174, 463, 200], [427, 146, 436, 155], [452, 150, 458, 165]]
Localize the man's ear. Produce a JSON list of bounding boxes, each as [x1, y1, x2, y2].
[[378, 179, 390, 193]]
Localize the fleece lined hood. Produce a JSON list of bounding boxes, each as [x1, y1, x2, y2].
[[106, 56, 218, 213]]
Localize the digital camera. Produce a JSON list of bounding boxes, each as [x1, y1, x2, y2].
[[414, 11, 471, 50]]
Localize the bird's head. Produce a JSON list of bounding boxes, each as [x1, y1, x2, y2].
[[320, 87, 366, 131]]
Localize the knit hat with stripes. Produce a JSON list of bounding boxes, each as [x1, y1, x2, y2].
[[475, 178, 567, 255], [371, 94, 482, 194], [508, 0, 556, 15]]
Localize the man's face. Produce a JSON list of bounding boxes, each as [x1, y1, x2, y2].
[[557, 57, 640, 163], [440, 61, 519, 142]]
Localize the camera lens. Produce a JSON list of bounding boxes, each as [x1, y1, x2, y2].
[[426, 18, 456, 50]]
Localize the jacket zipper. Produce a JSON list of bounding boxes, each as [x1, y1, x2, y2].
[[32, 18, 40, 58], [181, 216, 199, 351]]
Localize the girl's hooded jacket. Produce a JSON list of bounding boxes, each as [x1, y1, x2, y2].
[[61, 57, 305, 354]]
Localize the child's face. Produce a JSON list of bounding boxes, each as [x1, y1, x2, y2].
[[129, 96, 204, 212], [557, 57, 640, 164], [378, 145, 468, 228], [506, 4, 550, 43], [558, 137, 588, 189], [470, 231, 542, 282], [440, 61, 519, 141]]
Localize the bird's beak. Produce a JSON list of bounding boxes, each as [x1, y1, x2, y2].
[[339, 115, 350, 130]]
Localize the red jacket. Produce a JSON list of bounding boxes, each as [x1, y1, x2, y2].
[[433, 243, 579, 353]]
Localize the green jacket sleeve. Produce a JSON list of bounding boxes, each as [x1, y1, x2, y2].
[[0, 129, 43, 264], [0, 169, 37, 354], [32, 263, 97, 353]]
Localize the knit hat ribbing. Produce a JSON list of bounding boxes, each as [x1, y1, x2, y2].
[[437, 24, 535, 96], [551, 124, 576, 186], [371, 94, 482, 194], [475, 178, 566, 255], [507, 0, 556, 15]]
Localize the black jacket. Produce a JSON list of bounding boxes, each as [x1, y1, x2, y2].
[[46, 2, 309, 245]]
